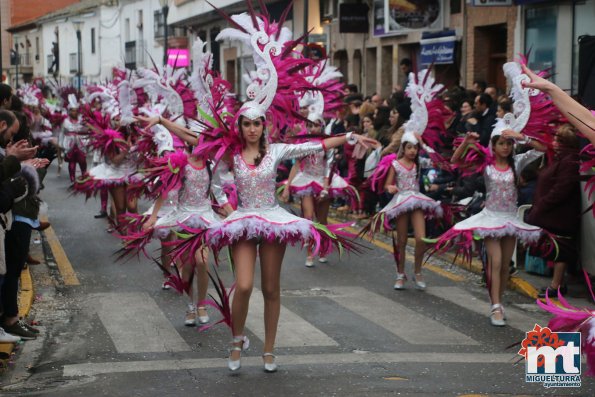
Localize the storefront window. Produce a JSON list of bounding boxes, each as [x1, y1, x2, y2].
[[525, 6, 557, 77], [573, 0, 595, 94]]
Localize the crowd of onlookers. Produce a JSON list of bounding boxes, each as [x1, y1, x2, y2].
[[1, 82, 49, 345], [311, 61, 539, 227]]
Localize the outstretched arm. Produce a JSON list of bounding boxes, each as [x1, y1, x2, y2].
[[522, 64, 595, 145], [135, 115, 198, 146]]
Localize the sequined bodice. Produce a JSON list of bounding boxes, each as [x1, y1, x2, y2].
[[393, 160, 419, 192], [163, 187, 179, 208], [234, 152, 277, 209], [178, 164, 210, 207], [301, 151, 325, 177], [233, 142, 324, 209], [485, 165, 517, 213]]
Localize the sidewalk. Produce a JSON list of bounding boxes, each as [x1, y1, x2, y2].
[[0, 231, 39, 371]]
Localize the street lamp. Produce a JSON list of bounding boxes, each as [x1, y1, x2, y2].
[[72, 20, 84, 93], [159, 0, 169, 66]]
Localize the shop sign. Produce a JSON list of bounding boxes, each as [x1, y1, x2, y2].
[[420, 30, 456, 65], [374, 0, 443, 37], [167, 49, 190, 68]]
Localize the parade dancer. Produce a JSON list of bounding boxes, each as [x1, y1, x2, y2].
[[283, 62, 357, 267], [426, 62, 555, 327], [59, 95, 87, 183], [135, 121, 232, 325], [362, 69, 451, 291], [73, 75, 141, 228], [171, 4, 376, 373], [126, 38, 233, 324]]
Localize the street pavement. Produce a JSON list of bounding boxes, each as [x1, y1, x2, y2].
[[1, 163, 594, 396]]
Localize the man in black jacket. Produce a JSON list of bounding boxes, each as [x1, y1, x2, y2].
[[467, 93, 497, 147]]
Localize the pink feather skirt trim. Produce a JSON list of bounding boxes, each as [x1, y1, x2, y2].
[[289, 173, 324, 197], [154, 204, 220, 240], [382, 191, 443, 221], [452, 208, 541, 243]]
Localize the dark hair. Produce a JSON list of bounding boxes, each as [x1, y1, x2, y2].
[[400, 58, 412, 67], [347, 84, 358, 93], [373, 106, 391, 131], [478, 93, 493, 108], [473, 80, 487, 92], [395, 101, 412, 121], [12, 111, 31, 143], [498, 99, 512, 114], [345, 114, 360, 129], [491, 134, 517, 185], [9, 95, 23, 112], [461, 99, 474, 109], [0, 83, 12, 103], [238, 115, 267, 166], [0, 109, 16, 128]]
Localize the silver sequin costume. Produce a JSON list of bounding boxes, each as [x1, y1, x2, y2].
[[208, 142, 326, 246], [154, 161, 227, 239], [289, 149, 354, 199], [450, 150, 543, 242], [378, 159, 443, 222]]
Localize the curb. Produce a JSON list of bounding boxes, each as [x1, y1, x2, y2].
[[0, 267, 35, 367]]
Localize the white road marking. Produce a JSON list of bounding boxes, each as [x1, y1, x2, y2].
[[427, 287, 545, 332], [93, 292, 190, 353], [328, 287, 479, 345], [245, 288, 338, 347], [63, 352, 515, 376]]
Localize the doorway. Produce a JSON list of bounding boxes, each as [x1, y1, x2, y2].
[[474, 24, 508, 91]]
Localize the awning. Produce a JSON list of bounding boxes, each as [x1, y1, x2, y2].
[[420, 30, 457, 65]]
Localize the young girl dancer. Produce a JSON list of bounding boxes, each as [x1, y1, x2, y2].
[[428, 62, 555, 326], [60, 96, 87, 183], [217, 116, 375, 372], [141, 138, 232, 326], [364, 69, 450, 290], [284, 116, 358, 267]]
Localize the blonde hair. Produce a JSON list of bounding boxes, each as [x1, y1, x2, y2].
[[359, 102, 376, 118]]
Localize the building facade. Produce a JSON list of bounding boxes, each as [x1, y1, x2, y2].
[[5, 0, 170, 87]]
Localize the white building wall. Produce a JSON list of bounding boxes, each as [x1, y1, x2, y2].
[[119, 0, 167, 69], [168, 0, 243, 25]]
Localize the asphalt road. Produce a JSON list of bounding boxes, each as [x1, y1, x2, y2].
[[1, 163, 593, 396]]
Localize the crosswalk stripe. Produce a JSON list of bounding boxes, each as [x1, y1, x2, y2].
[[328, 287, 479, 345], [63, 352, 514, 376], [93, 292, 190, 353], [245, 288, 339, 347], [427, 286, 544, 332]]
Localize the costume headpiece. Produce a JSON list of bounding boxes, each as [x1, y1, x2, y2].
[[133, 62, 197, 122], [67, 94, 80, 110], [299, 60, 344, 126], [214, 1, 313, 137], [19, 84, 44, 107]]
